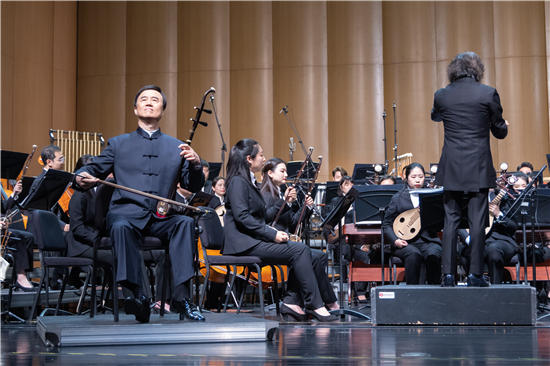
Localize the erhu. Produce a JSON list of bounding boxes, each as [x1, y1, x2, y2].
[[290, 156, 323, 242], [156, 87, 215, 217], [0, 209, 21, 281]]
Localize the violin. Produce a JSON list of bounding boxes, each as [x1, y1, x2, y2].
[[157, 87, 216, 217]]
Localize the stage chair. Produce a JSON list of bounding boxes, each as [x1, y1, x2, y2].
[[389, 256, 425, 285], [1, 246, 26, 323], [91, 183, 171, 322], [29, 210, 93, 320], [197, 211, 280, 319]]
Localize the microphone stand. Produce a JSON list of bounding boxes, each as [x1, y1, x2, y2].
[[280, 106, 308, 157], [210, 94, 226, 177], [392, 102, 398, 177], [382, 109, 389, 176]]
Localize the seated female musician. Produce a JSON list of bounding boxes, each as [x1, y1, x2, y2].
[[221, 139, 338, 322], [260, 157, 339, 313], [211, 176, 225, 206], [382, 163, 442, 285]]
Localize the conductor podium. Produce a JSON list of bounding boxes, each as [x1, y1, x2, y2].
[[371, 285, 537, 325]]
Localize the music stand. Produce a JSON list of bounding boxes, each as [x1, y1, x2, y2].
[[287, 160, 318, 180], [0, 150, 28, 183], [20, 169, 73, 211], [352, 164, 386, 184], [354, 185, 403, 285], [15, 176, 36, 204], [208, 162, 222, 181], [321, 187, 369, 320]]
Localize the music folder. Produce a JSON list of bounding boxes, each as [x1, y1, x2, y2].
[[322, 187, 359, 231], [353, 184, 403, 225]]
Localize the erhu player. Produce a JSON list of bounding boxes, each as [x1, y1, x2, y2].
[[76, 85, 206, 323]]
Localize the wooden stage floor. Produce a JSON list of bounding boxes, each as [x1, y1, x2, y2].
[[2, 306, 550, 365]]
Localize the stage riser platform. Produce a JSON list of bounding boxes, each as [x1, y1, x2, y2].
[[37, 313, 279, 347], [371, 285, 536, 326]]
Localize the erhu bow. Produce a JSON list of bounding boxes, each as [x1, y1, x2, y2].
[[157, 87, 215, 217], [291, 156, 323, 241]]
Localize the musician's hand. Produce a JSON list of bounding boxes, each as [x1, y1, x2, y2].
[[12, 181, 23, 196], [394, 239, 408, 248], [76, 172, 99, 190], [284, 187, 297, 203], [63, 224, 70, 232], [505, 120, 510, 126], [1, 221, 5, 229], [305, 195, 314, 208], [488, 202, 501, 217], [274, 231, 289, 243], [179, 144, 200, 167]]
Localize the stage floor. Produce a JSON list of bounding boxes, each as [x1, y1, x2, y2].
[[2, 306, 550, 365]]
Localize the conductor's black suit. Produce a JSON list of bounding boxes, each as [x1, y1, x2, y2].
[[431, 77, 508, 275]]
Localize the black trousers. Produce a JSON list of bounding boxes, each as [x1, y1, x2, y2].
[[393, 242, 442, 284], [242, 241, 325, 310], [462, 238, 517, 284], [442, 189, 489, 276], [108, 214, 196, 290], [4, 229, 34, 273]]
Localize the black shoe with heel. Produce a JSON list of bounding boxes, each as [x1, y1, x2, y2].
[[15, 282, 37, 292], [280, 304, 309, 322], [467, 273, 490, 287], [304, 308, 339, 322], [440, 274, 455, 287], [171, 298, 205, 322], [124, 295, 151, 323]]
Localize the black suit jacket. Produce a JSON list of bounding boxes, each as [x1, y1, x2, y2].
[[431, 78, 508, 191], [221, 175, 277, 255], [382, 189, 442, 247], [202, 180, 212, 194], [77, 127, 204, 230], [67, 188, 97, 257]]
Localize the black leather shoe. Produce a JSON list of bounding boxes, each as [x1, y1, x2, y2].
[[467, 274, 490, 287], [124, 296, 151, 323], [280, 303, 309, 322], [171, 298, 205, 322], [440, 274, 455, 287], [15, 282, 37, 292], [304, 308, 339, 322]]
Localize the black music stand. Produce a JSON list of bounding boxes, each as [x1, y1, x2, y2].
[[322, 187, 369, 320], [287, 160, 318, 180], [504, 166, 547, 287], [20, 169, 73, 211], [208, 162, 222, 181], [352, 164, 386, 184], [353, 185, 403, 285], [0, 150, 28, 184], [15, 176, 36, 205]]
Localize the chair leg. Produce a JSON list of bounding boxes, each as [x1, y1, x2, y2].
[[254, 264, 265, 319], [112, 248, 119, 322], [516, 263, 520, 285], [160, 253, 170, 317], [223, 266, 236, 313], [270, 265, 280, 319], [91, 243, 98, 318], [199, 265, 211, 309], [55, 270, 68, 316], [29, 269, 47, 321], [237, 270, 252, 315], [77, 266, 92, 315]]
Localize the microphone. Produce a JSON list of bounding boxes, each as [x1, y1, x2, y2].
[[279, 105, 289, 114]]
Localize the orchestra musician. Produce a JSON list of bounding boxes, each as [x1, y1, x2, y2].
[[431, 52, 508, 287], [517, 162, 534, 175], [76, 85, 205, 323], [379, 175, 397, 186], [261, 157, 339, 314], [382, 163, 442, 285], [331, 166, 348, 182], [200, 159, 212, 194], [211, 177, 225, 206], [221, 139, 338, 322], [1, 182, 36, 292]]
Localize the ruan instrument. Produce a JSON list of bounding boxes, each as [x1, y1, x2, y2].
[[373, 164, 383, 185], [157, 87, 215, 217], [427, 165, 438, 188], [271, 147, 314, 228], [291, 155, 323, 241]]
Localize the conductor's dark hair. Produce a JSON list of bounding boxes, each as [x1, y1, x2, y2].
[[447, 52, 485, 83], [226, 138, 260, 188], [134, 85, 167, 110], [517, 162, 534, 172], [41, 145, 61, 164], [261, 157, 287, 200], [74, 154, 94, 173]]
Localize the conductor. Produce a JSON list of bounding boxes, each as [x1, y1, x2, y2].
[[431, 52, 509, 287]]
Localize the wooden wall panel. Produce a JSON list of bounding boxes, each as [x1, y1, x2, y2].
[[178, 2, 230, 164], [327, 1, 384, 176], [383, 1, 438, 172], [273, 1, 329, 180], [12, 2, 54, 176], [1, 2, 15, 151], [494, 1, 549, 172], [126, 1, 178, 136], [77, 2, 126, 144], [229, 2, 273, 164]]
